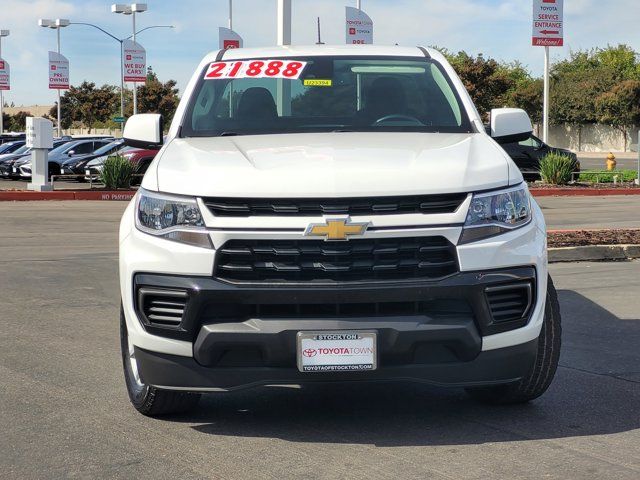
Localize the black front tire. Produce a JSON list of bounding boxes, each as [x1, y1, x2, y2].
[[466, 275, 562, 405], [120, 306, 200, 416]]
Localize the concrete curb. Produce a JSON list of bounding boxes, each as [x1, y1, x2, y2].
[[530, 188, 640, 197], [549, 244, 640, 263], [0, 190, 136, 201]]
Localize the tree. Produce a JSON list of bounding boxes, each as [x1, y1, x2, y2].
[[131, 67, 180, 125], [8, 111, 29, 131], [503, 78, 543, 124], [51, 81, 118, 132], [596, 80, 640, 151], [443, 51, 513, 118]]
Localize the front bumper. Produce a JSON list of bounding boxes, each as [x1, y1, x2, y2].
[[134, 339, 538, 391], [130, 267, 538, 390]]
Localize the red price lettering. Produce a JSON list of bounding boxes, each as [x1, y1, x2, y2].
[[265, 61, 284, 76], [206, 62, 227, 78], [228, 61, 242, 77], [246, 61, 265, 76], [282, 61, 304, 78]]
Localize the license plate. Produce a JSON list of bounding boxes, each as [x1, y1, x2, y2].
[[61, 169, 65, 174], [297, 331, 377, 373], [85, 170, 91, 176], [12, 167, 17, 173]]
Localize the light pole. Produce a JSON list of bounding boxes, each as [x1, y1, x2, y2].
[[0, 29, 8, 135], [112, 3, 147, 115], [38, 18, 70, 137], [69, 23, 173, 127]]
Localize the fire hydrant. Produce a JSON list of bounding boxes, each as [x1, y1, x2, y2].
[[606, 152, 617, 171]]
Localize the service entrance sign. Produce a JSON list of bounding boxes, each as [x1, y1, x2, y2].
[[532, 0, 564, 47], [122, 39, 146, 83], [0, 58, 9, 90], [48, 51, 69, 89]]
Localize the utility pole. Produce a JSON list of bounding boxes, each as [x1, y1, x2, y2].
[[0, 30, 8, 135], [543, 46, 550, 143], [316, 17, 324, 45], [56, 27, 61, 137], [276, 0, 292, 116], [277, 0, 292, 46], [132, 11, 137, 114], [112, 3, 148, 115]]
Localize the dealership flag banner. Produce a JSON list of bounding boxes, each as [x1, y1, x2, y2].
[[219, 27, 243, 50], [48, 51, 69, 90], [122, 39, 147, 83], [532, 0, 564, 47], [345, 6, 373, 44], [0, 58, 9, 90]]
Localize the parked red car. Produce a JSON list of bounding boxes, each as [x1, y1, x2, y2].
[[84, 147, 158, 184]]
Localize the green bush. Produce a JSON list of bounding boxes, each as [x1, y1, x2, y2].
[[100, 155, 134, 189], [579, 169, 638, 183], [539, 153, 575, 185]]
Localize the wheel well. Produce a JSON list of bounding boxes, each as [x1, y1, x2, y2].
[[48, 162, 60, 175]]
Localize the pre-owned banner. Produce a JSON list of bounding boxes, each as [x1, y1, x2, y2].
[[219, 27, 243, 50], [0, 58, 9, 90], [122, 39, 146, 83], [48, 51, 69, 90], [345, 6, 373, 44]]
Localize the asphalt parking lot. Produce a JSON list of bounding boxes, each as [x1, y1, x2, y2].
[[1, 201, 639, 479]]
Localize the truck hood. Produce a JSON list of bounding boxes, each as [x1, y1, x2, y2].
[[152, 132, 513, 197]]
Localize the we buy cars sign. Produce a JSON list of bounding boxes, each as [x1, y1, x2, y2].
[[48, 51, 69, 89], [532, 0, 564, 47], [0, 58, 9, 90], [122, 39, 146, 83]]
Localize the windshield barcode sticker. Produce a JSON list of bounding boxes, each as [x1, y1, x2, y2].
[[204, 60, 307, 80]]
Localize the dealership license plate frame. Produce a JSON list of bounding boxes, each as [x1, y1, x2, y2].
[[296, 331, 377, 373]]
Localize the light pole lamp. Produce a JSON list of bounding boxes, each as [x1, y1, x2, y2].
[[38, 18, 70, 137], [112, 3, 147, 115], [0, 29, 9, 135]]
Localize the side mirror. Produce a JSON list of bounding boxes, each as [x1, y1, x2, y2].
[[123, 113, 163, 150], [67, 150, 75, 156], [490, 108, 533, 144]]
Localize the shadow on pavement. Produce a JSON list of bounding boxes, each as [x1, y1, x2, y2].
[[167, 289, 640, 446]]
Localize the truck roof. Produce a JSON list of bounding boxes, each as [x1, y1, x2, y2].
[[207, 44, 434, 62]]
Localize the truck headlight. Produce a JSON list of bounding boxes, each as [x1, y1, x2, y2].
[[459, 183, 532, 244], [135, 188, 212, 248]]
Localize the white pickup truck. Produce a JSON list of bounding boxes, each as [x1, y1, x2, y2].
[[119, 45, 560, 416]]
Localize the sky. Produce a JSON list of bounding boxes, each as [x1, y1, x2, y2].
[[1, 0, 639, 107]]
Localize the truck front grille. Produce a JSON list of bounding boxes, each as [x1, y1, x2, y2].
[[214, 237, 458, 284], [202, 194, 467, 217]]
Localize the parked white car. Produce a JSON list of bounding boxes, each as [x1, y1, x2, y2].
[[119, 45, 560, 416]]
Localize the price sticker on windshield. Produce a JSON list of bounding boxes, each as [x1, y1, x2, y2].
[[204, 60, 307, 80]]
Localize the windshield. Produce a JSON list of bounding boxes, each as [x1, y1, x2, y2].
[[12, 145, 30, 155], [93, 140, 124, 156], [182, 56, 472, 137]]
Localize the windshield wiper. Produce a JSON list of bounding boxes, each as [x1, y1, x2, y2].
[[219, 131, 240, 137]]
